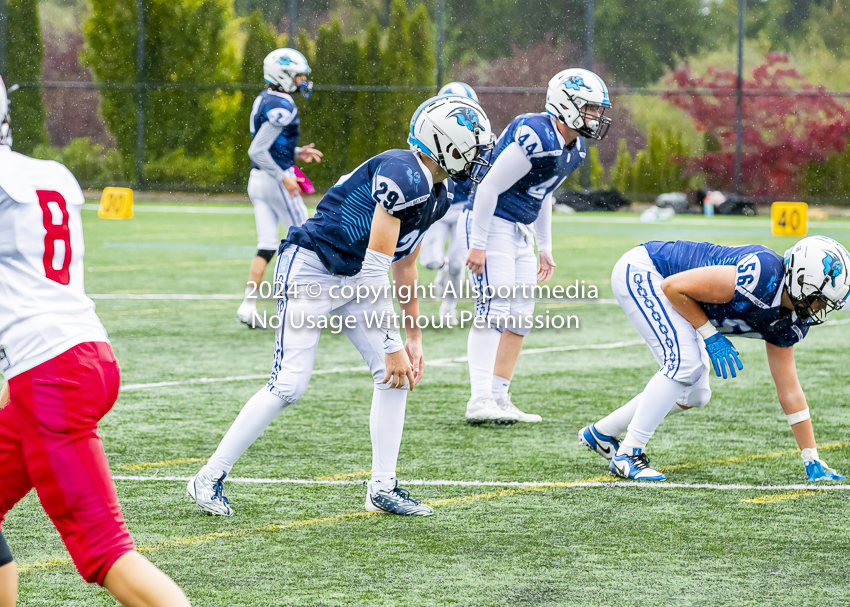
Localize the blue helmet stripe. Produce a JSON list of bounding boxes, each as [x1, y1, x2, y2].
[[588, 71, 611, 107]]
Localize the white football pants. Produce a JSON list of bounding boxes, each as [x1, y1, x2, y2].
[[460, 208, 537, 336], [248, 168, 309, 250], [206, 244, 407, 483], [611, 245, 712, 407]]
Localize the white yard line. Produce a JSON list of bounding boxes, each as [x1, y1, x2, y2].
[[119, 339, 643, 391], [89, 294, 618, 304], [111, 475, 848, 492], [84, 203, 254, 214]]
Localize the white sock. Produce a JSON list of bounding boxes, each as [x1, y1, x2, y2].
[[442, 268, 462, 312], [206, 386, 290, 474], [370, 386, 407, 486], [619, 432, 647, 453], [242, 285, 257, 307], [468, 325, 501, 400], [597, 394, 688, 438], [595, 393, 641, 438], [617, 372, 686, 453], [492, 375, 511, 400]]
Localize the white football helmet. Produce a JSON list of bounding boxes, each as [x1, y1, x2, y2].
[[438, 81, 478, 102], [784, 235, 850, 325], [0, 75, 11, 148], [263, 48, 313, 98], [408, 95, 494, 182], [545, 68, 612, 141]]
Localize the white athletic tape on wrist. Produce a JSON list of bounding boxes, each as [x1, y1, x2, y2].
[[786, 407, 810, 426], [696, 321, 718, 340]]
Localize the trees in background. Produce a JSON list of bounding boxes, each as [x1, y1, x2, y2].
[[82, 0, 235, 182], [6, 0, 49, 154], [664, 53, 850, 198]]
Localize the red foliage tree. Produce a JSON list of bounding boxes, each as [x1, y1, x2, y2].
[[663, 53, 850, 198]]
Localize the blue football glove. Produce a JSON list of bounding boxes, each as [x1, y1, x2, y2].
[[802, 449, 845, 481], [703, 333, 743, 379]]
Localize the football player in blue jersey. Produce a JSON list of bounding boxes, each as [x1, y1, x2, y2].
[[462, 68, 612, 424], [580, 236, 850, 482], [189, 95, 495, 517], [237, 48, 324, 326], [419, 82, 481, 325]]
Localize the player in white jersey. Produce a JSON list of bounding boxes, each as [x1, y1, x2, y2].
[[462, 68, 612, 424], [0, 76, 190, 607], [419, 82, 480, 324], [237, 48, 324, 326]]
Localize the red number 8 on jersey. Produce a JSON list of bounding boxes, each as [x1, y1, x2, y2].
[[37, 190, 72, 285]]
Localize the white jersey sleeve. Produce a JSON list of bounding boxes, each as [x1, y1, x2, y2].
[[0, 147, 108, 378]]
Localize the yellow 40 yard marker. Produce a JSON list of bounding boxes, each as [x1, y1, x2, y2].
[[98, 187, 134, 219], [771, 201, 807, 237]]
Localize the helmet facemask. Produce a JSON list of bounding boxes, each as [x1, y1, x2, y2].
[[553, 97, 612, 141], [788, 274, 844, 326]]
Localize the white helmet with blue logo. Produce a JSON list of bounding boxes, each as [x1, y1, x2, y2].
[[263, 48, 313, 98], [408, 95, 494, 182], [784, 235, 850, 325], [0, 75, 11, 148], [545, 68, 612, 141], [438, 82, 478, 102]]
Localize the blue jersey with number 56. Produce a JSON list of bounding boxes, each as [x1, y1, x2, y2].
[[466, 113, 585, 224], [642, 240, 809, 347], [285, 149, 453, 276]]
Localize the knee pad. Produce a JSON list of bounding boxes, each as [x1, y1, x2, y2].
[[681, 386, 711, 409], [0, 531, 12, 567], [256, 249, 276, 263]]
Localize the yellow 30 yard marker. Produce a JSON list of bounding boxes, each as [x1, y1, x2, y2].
[[98, 187, 134, 219]]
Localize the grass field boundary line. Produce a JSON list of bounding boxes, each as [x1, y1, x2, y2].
[[118, 339, 644, 391], [83, 203, 255, 214], [110, 475, 850, 492]]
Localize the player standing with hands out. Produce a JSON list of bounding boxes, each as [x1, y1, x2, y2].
[[237, 48, 324, 326], [0, 76, 190, 607], [190, 95, 494, 517], [580, 237, 850, 482], [462, 68, 612, 424]]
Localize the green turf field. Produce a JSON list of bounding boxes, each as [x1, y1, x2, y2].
[[5, 203, 850, 606]]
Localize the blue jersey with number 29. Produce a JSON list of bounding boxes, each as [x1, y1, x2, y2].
[[642, 240, 809, 347], [286, 149, 453, 276]]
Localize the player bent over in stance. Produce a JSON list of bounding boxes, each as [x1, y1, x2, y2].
[[189, 95, 494, 517], [462, 68, 612, 424], [580, 237, 850, 482], [237, 48, 324, 326], [419, 82, 480, 325], [0, 76, 190, 607]]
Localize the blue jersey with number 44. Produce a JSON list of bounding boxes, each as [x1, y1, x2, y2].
[[467, 113, 585, 224], [286, 150, 453, 276], [642, 240, 809, 347]]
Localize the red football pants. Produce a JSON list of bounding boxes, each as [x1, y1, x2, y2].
[[0, 341, 134, 585]]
